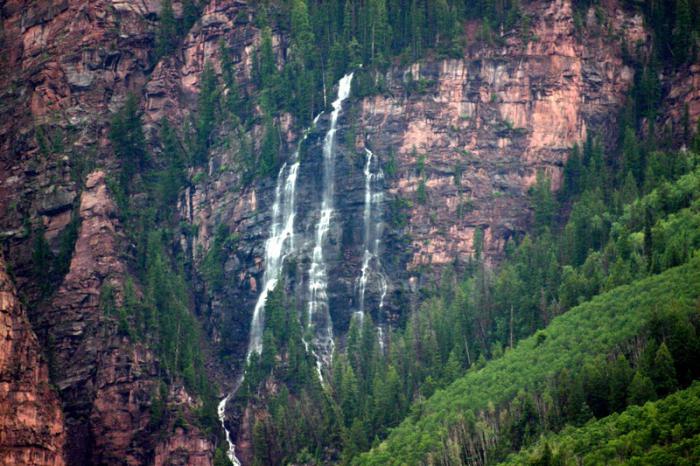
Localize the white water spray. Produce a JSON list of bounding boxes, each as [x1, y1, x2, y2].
[[356, 148, 389, 351], [218, 116, 321, 465], [218, 394, 241, 466], [306, 72, 354, 375]]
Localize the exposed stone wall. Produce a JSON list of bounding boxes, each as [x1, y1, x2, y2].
[[0, 256, 65, 465], [357, 0, 644, 272]]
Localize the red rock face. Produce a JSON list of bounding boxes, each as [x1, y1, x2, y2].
[[0, 257, 66, 465], [0, 0, 217, 462], [660, 63, 700, 142], [357, 0, 645, 269], [39, 170, 213, 465], [154, 427, 214, 466], [0, 0, 158, 296]]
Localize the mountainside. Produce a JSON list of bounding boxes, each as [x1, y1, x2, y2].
[[1, 0, 700, 465], [0, 255, 65, 465], [499, 381, 700, 465], [356, 256, 700, 464]]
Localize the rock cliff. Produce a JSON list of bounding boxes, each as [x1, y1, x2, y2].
[[1, 0, 700, 464], [0, 256, 65, 465], [0, 1, 215, 464]]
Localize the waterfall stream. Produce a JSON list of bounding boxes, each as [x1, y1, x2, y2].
[[218, 114, 321, 465], [219, 73, 357, 464], [355, 148, 389, 349], [306, 72, 354, 376], [246, 160, 300, 358]]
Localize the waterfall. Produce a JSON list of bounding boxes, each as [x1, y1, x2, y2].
[[218, 114, 321, 465], [246, 160, 300, 357], [307, 72, 354, 375], [356, 148, 389, 350], [218, 394, 241, 466]]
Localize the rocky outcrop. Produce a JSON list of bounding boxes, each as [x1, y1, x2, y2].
[[34, 170, 213, 465], [0, 256, 66, 465], [154, 427, 214, 466], [357, 0, 644, 273], [184, 0, 647, 369], [0, 0, 160, 297], [0, 0, 218, 462], [3, 0, 700, 464], [659, 63, 700, 143]]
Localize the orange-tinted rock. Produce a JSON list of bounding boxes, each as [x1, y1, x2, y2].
[[154, 427, 214, 466], [359, 0, 641, 268], [0, 257, 66, 465]]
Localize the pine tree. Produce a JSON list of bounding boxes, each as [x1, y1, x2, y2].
[[291, 0, 316, 63], [157, 118, 185, 210], [219, 40, 241, 119], [258, 28, 277, 89], [562, 144, 583, 199], [608, 354, 633, 412], [621, 127, 644, 186], [619, 171, 639, 206], [434, 0, 452, 49], [368, 0, 390, 63], [110, 93, 147, 193], [194, 61, 218, 164], [181, 0, 199, 34], [673, 0, 692, 64], [259, 115, 280, 176], [530, 171, 556, 234], [627, 370, 657, 405], [410, 0, 425, 59], [157, 0, 177, 57], [342, 0, 355, 42], [651, 342, 677, 396]]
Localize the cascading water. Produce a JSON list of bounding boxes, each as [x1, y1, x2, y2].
[[246, 160, 300, 357], [355, 148, 389, 352], [356, 148, 388, 317], [306, 72, 354, 375], [218, 115, 321, 465], [218, 394, 241, 466]]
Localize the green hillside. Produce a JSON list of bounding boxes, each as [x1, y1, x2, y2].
[[356, 257, 700, 465], [499, 382, 700, 465]]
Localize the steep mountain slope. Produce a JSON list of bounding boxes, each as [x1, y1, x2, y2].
[[0, 256, 65, 465], [181, 0, 649, 374], [0, 1, 218, 463], [499, 382, 700, 465], [356, 257, 700, 465]]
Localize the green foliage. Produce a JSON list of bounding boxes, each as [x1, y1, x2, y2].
[[355, 258, 700, 464], [109, 93, 148, 194], [181, 0, 200, 34], [144, 231, 204, 388], [628, 370, 657, 406], [259, 115, 281, 177], [416, 178, 427, 204], [241, 282, 339, 466], [529, 171, 555, 234], [156, 0, 177, 58], [156, 118, 186, 213], [213, 446, 234, 466], [501, 382, 700, 465], [31, 214, 80, 298], [201, 223, 238, 293], [652, 342, 679, 396], [192, 61, 219, 165]]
